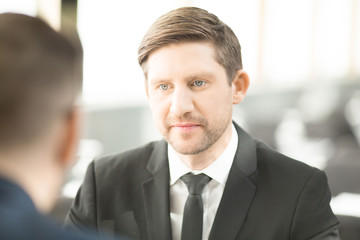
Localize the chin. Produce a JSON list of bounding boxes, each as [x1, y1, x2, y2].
[[169, 140, 211, 155]]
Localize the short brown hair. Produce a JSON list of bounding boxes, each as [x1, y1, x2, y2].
[[138, 7, 242, 84], [0, 13, 80, 149]]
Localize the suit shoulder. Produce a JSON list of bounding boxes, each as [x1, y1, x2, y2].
[[253, 141, 332, 210], [82, 140, 166, 200], [255, 140, 320, 179], [93, 140, 164, 174]]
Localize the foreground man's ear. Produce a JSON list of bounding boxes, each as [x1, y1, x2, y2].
[[57, 107, 81, 170], [232, 70, 250, 104]]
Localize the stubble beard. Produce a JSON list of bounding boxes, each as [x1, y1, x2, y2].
[[162, 114, 230, 155]]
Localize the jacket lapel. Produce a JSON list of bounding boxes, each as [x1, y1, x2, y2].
[[141, 140, 172, 240], [209, 123, 258, 239]]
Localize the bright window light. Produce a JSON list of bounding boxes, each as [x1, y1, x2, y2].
[[77, 0, 186, 107], [0, 0, 37, 15], [77, 0, 359, 106]]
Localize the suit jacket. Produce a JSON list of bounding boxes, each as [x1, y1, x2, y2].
[[65, 123, 340, 240], [0, 176, 126, 240]]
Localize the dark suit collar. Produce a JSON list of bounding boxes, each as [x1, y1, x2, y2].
[[0, 176, 36, 213], [141, 140, 172, 240], [232, 122, 258, 177], [146, 139, 168, 174], [209, 122, 258, 239]]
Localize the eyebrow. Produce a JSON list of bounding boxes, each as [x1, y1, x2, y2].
[[184, 72, 216, 81], [149, 72, 217, 85], [148, 78, 171, 86]]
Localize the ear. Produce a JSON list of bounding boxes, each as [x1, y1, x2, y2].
[[57, 107, 81, 170], [232, 70, 250, 105], [145, 80, 150, 99]]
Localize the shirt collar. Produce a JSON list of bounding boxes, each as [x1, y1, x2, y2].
[[168, 123, 238, 185]]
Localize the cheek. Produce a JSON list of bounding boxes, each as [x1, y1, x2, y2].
[[150, 100, 169, 123], [198, 89, 233, 108], [206, 94, 233, 119], [150, 107, 163, 132]]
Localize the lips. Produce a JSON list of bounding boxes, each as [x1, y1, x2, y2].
[[165, 116, 207, 130], [171, 123, 201, 128], [170, 123, 202, 133]]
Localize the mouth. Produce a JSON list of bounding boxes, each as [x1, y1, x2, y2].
[[172, 123, 201, 127], [170, 123, 202, 131]]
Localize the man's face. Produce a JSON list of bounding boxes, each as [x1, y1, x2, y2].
[[145, 42, 235, 155]]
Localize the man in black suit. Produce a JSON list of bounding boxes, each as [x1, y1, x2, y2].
[[66, 7, 340, 239], [0, 13, 127, 240]]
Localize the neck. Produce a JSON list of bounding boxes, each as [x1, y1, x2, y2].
[[0, 150, 62, 213], [176, 122, 233, 170]]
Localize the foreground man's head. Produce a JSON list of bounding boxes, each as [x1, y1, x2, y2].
[[0, 12, 81, 213]]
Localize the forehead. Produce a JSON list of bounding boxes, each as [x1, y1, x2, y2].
[[145, 42, 225, 81]]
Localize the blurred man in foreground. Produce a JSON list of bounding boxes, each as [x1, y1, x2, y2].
[[0, 13, 127, 240]]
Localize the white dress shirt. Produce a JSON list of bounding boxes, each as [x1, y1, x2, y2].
[[168, 124, 238, 240]]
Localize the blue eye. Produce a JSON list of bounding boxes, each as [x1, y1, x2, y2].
[[159, 84, 169, 90], [194, 80, 205, 87]]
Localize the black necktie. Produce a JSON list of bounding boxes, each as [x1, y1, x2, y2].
[[180, 173, 212, 240]]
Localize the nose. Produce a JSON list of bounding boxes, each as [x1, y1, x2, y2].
[[170, 87, 194, 117]]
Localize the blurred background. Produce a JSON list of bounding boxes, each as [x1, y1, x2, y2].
[[1, 0, 360, 238]]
